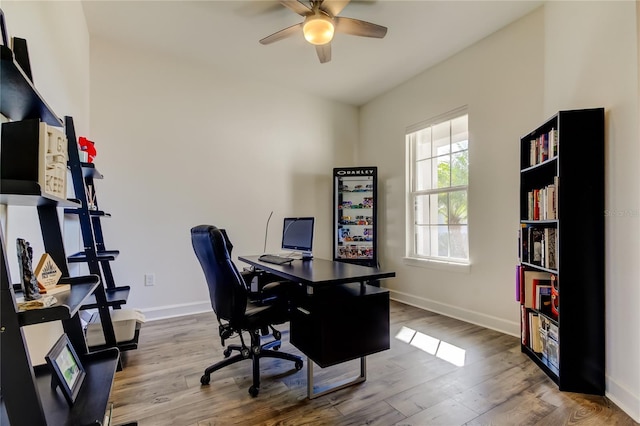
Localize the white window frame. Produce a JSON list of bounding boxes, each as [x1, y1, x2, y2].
[[405, 106, 470, 271]]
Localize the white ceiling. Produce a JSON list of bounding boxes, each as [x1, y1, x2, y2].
[[82, 0, 542, 106]]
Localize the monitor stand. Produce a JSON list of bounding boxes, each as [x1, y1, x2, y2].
[[301, 251, 313, 260]]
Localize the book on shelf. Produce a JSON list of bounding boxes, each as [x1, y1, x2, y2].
[[546, 325, 559, 372], [548, 128, 558, 158], [528, 312, 543, 353], [515, 265, 521, 302], [522, 270, 552, 309], [550, 274, 559, 319], [522, 225, 557, 270], [545, 184, 556, 220], [529, 228, 543, 265], [544, 227, 557, 269], [539, 317, 548, 361], [539, 314, 555, 362], [519, 225, 529, 263], [521, 305, 528, 345], [526, 181, 558, 221], [528, 128, 558, 167], [532, 281, 552, 311]]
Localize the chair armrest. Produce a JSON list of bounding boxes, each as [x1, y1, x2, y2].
[[241, 270, 285, 290], [241, 270, 296, 305]]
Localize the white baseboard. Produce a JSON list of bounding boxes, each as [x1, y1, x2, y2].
[[388, 289, 520, 337], [138, 301, 211, 322], [606, 377, 640, 423]]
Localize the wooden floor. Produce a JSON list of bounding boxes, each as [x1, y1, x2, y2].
[[110, 301, 637, 426]]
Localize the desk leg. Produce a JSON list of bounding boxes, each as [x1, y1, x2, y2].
[[306, 356, 367, 399]]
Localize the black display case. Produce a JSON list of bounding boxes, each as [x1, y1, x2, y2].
[[333, 166, 378, 267]]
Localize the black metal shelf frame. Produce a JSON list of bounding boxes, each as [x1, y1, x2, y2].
[[1, 40, 129, 425], [64, 117, 139, 353]]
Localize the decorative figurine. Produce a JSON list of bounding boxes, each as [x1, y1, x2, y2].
[[78, 136, 97, 163], [16, 238, 41, 300]]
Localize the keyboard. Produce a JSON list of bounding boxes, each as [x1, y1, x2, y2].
[[259, 254, 294, 265]]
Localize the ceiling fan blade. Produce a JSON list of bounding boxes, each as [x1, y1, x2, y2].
[[334, 16, 387, 38], [280, 0, 313, 16], [259, 23, 303, 45], [320, 0, 350, 17], [316, 43, 331, 63]]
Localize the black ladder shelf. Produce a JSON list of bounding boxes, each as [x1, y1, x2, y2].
[[63, 117, 140, 353], [0, 39, 124, 425]]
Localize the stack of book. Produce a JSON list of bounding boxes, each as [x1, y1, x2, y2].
[[526, 178, 558, 221], [520, 226, 558, 270], [528, 128, 558, 166]]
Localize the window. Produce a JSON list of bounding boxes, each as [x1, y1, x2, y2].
[[406, 108, 469, 264]]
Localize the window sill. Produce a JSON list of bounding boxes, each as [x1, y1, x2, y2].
[[403, 257, 471, 273]]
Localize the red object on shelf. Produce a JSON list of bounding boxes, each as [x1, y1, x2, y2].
[[79, 136, 97, 163]]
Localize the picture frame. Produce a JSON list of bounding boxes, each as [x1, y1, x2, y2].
[[45, 333, 86, 406]]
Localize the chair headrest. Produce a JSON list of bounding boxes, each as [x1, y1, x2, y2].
[[191, 225, 229, 263], [219, 228, 234, 256]]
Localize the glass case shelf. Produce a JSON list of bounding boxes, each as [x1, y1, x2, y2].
[[333, 167, 378, 266]]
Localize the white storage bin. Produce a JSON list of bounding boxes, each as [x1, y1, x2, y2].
[[85, 309, 144, 346]]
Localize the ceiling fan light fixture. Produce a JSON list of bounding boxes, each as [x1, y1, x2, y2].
[[303, 15, 334, 45]]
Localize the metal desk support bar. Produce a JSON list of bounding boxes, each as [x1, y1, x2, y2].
[[307, 356, 367, 399]]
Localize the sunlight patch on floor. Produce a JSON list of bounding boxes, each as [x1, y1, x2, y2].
[[395, 326, 466, 366]]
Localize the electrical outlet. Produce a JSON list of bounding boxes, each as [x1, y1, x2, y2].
[[144, 273, 155, 286]]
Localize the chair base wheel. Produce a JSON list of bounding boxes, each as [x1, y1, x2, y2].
[[295, 361, 303, 370], [200, 374, 210, 385], [223, 348, 232, 358], [249, 385, 259, 397]]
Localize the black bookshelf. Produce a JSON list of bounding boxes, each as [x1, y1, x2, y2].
[[518, 108, 605, 395]]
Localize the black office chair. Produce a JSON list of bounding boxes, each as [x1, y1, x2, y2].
[[190, 225, 303, 397], [218, 228, 290, 306]]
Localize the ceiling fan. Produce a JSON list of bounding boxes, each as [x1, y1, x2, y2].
[[259, 0, 387, 63]]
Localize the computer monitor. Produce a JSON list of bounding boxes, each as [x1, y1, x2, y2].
[[282, 217, 315, 259]]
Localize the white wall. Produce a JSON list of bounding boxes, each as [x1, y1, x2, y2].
[[0, 1, 91, 364], [88, 37, 359, 318], [543, 1, 639, 420], [359, 8, 545, 335], [360, 2, 639, 421]]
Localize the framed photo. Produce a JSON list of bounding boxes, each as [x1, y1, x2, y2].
[[45, 333, 86, 406]]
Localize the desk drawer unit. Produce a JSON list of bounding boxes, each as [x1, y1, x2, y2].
[[290, 282, 390, 368]]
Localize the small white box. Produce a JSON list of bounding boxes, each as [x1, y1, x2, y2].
[[85, 309, 144, 347]]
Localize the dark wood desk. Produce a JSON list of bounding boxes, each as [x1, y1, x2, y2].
[[238, 255, 395, 288], [239, 256, 395, 399]]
